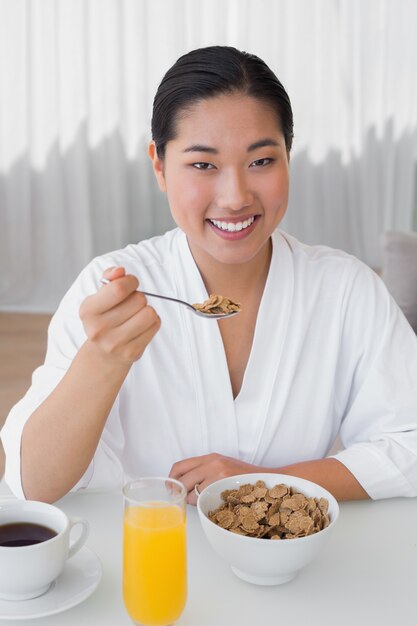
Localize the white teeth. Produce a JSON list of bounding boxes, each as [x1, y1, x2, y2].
[[209, 216, 255, 232]]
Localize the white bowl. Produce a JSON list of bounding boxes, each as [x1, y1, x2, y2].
[[197, 473, 339, 586]]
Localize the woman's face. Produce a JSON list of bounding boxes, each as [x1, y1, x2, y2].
[[149, 93, 289, 268]]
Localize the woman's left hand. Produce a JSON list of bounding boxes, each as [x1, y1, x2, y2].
[[169, 453, 263, 505]]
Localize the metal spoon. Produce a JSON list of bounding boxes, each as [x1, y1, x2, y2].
[[100, 278, 241, 319]]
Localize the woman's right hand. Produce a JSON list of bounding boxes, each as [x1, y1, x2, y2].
[[79, 266, 161, 365]]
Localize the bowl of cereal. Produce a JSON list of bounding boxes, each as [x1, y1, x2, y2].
[[197, 473, 339, 586]]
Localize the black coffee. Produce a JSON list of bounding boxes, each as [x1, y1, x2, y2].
[[0, 522, 57, 547]]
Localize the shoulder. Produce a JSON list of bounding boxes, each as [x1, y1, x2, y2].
[[279, 230, 362, 275], [91, 227, 182, 275], [276, 230, 393, 325], [51, 228, 183, 324], [68, 228, 181, 294], [277, 230, 381, 292]]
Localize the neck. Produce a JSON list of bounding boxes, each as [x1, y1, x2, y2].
[[188, 239, 273, 301]]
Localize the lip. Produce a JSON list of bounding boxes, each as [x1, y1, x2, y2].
[[206, 215, 260, 240]]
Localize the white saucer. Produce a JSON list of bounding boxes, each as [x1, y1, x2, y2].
[[0, 546, 102, 620]]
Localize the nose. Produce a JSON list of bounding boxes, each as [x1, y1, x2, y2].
[[216, 169, 253, 212]]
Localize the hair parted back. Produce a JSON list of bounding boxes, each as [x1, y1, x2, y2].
[[151, 46, 294, 159]]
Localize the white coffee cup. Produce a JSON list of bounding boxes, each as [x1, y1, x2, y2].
[[0, 499, 89, 601]]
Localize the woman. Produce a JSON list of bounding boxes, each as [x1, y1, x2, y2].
[[2, 46, 417, 504]]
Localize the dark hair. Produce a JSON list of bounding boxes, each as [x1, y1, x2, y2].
[[151, 45, 294, 159]]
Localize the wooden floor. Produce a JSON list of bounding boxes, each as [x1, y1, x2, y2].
[[0, 313, 52, 478]]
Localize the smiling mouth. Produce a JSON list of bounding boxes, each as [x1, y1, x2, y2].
[[208, 216, 257, 233]]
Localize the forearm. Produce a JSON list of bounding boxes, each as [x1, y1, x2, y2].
[[21, 340, 131, 503], [274, 458, 369, 501]]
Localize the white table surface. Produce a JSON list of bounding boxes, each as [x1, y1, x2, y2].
[[0, 478, 416, 626]]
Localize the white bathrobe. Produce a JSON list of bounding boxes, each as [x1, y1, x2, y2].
[[2, 228, 417, 499]]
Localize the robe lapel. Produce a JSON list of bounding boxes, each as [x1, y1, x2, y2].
[[234, 230, 295, 464], [173, 231, 239, 458], [171, 229, 294, 464]]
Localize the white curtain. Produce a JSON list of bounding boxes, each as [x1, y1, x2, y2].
[[1, 0, 416, 312]]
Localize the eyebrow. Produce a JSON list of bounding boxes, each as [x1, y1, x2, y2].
[[182, 138, 280, 154], [247, 138, 280, 151]]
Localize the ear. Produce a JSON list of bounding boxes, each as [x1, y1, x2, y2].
[[148, 141, 167, 192]]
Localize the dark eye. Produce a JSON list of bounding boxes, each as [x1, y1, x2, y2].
[[192, 162, 215, 170], [250, 158, 273, 168]]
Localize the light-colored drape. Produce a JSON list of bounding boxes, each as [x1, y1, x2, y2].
[[1, 0, 416, 311]]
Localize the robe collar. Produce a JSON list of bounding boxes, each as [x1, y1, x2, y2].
[[172, 228, 295, 461]]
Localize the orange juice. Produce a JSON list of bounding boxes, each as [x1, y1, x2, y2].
[[123, 504, 187, 626]]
